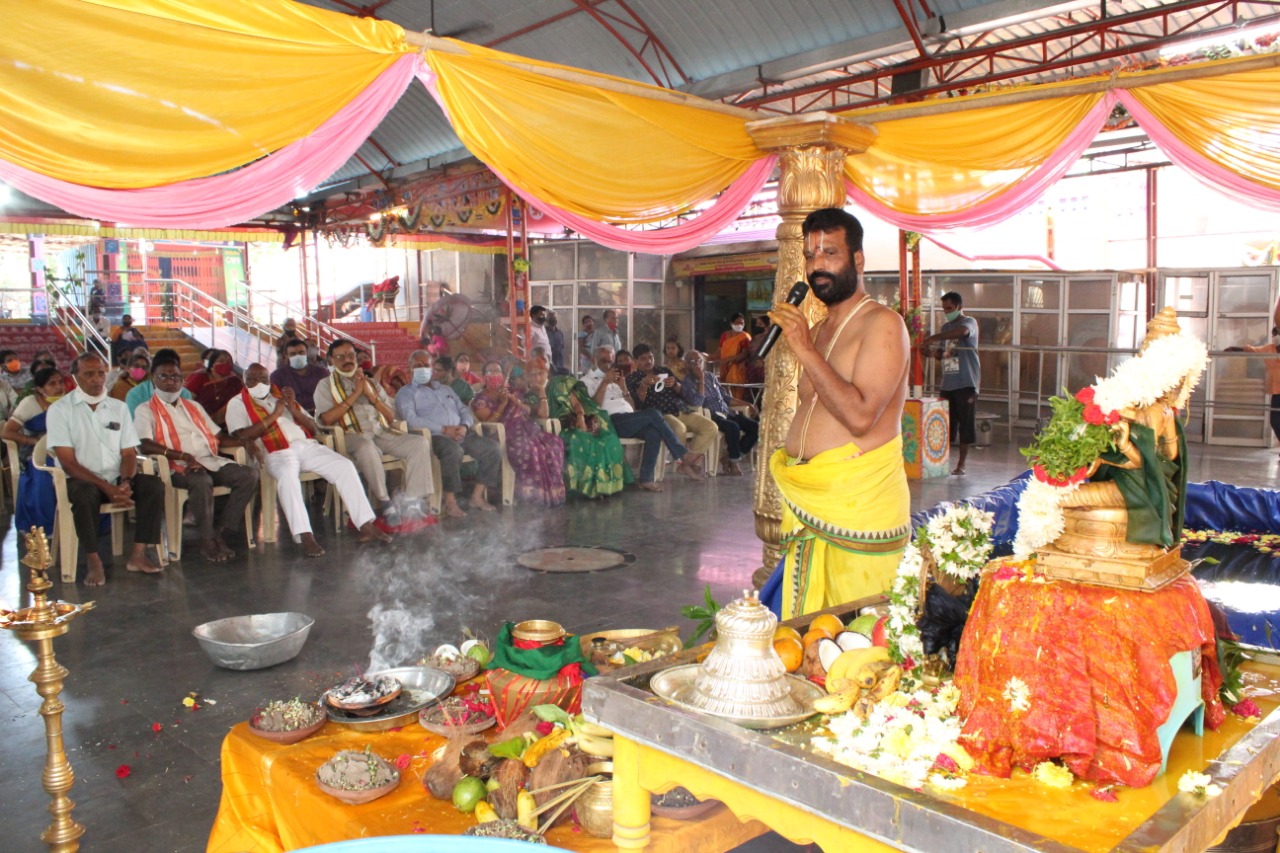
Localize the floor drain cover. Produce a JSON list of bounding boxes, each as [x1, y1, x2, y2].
[[517, 547, 629, 573]]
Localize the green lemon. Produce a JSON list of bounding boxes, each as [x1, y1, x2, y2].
[[452, 776, 487, 813], [466, 643, 491, 666]]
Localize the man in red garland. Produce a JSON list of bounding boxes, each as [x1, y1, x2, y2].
[[134, 350, 259, 563], [225, 363, 391, 557]]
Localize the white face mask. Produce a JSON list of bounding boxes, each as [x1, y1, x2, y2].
[[732, 323, 744, 333], [413, 367, 433, 385], [289, 355, 308, 370], [75, 387, 108, 406], [155, 389, 182, 404], [335, 366, 357, 379], [248, 382, 273, 400]]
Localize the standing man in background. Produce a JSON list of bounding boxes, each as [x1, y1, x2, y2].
[[1225, 326, 1280, 447], [919, 292, 980, 476]]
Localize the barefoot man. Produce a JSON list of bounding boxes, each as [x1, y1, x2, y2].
[[46, 352, 167, 585], [767, 208, 912, 618]]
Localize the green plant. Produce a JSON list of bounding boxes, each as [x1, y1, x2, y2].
[[1020, 391, 1115, 483], [679, 584, 721, 648]]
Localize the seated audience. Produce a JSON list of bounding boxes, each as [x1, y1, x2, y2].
[[434, 356, 474, 404], [226, 363, 391, 555], [185, 349, 243, 425], [2, 366, 64, 535], [454, 353, 482, 387], [110, 349, 152, 402], [314, 339, 434, 528], [663, 337, 687, 380], [546, 355, 633, 498], [681, 350, 759, 476], [395, 350, 500, 517], [46, 352, 166, 585], [472, 358, 565, 507], [125, 348, 193, 416], [111, 314, 147, 365], [270, 337, 329, 412], [2, 349, 25, 392], [580, 346, 703, 490], [18, 351, 64, 401], [626, 343, 718, 461], [134, 352, 260, 562]]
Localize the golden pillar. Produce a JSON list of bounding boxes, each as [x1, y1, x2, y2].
[[744, 114, 876, 583]]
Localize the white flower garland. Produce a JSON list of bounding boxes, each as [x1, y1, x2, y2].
[[887, 504, 994, 663], [1013, 330, 1208, 559]]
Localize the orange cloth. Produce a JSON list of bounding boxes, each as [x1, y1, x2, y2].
[[955, 569, 1224, 788], [717, 330, 751, 387], [207, 721, 761, 852], [1243, 342, 1280, 394]]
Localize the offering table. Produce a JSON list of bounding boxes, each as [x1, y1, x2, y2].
[[583, 601, 1280, 853]]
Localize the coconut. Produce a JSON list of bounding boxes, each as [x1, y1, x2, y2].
[[528, 747, 591, 827], [834, 631, 872, 652], [424, 736, 467, 800], [816, 637, 844, 672], [459, 739, 502, 779], [489, 758, 530, 820]]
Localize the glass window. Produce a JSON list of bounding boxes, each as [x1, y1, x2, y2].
[[634, 253, 665, 280], [1020, 279, 1060, 310], [579, 281, 625, 306], [664, 311, 693, 353], [633, 281, 662, 305], [1067, 278, 1111, 310], [1065, 314, 1110, 391], [529, 285, 549, 307], [579, 244, 628, 280], [1019, 312, 1058, 396], [1214, 316, 1269, 350], [631, 309, 662, 352], [1217, 274, 1274, 314], [863, 276, 899, 308], [665, 278, 694, 305], [530, 244, 575, 281], [1161, 275, 1209, 316], [553, 284, 574, 306], [1118, 275, 1145, 312], [934, 275, 1014, 310]]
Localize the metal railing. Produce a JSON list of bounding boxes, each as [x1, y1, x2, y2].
[[137, 278, 282, 370], [44, 280, 111, 361], [0, 288, 37, 320], [239, 284, 377, 363]]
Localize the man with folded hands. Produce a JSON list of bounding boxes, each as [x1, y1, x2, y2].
[[133, 350, 259, 563], [225, 363, 391, 557]]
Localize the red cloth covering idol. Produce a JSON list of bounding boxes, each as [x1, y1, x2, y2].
[[954, 565, 1225, 788]]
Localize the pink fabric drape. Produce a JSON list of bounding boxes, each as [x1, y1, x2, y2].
[[417, 69, 776, 255], [845, 93, 1117, 232], [0, 54, 420, 229], [1117, 90, 1280, 213]]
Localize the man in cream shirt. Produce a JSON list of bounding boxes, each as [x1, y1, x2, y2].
[[225, 363, 391, 557], [133, 350, 259, 563]]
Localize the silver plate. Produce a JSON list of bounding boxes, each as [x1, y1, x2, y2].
[[649, 664, 823, 730], [323, 667, 455, 732]]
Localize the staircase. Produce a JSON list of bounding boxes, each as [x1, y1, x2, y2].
[[129, 324, 205, 373], [332, 322, 422, 368]]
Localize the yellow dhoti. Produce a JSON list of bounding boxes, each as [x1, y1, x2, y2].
[[770, 436, 911, 619]]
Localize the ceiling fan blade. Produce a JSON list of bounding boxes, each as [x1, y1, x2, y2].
[[436, 21, 492, 40]]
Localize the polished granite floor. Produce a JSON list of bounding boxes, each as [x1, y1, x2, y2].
[[0, 433, 1276, 853]]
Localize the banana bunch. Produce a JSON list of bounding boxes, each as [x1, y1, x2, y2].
[[812, 647, 902, 716]]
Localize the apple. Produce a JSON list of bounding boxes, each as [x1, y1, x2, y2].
[[847, 614, 879, 638], [870, 616, 889, 648]]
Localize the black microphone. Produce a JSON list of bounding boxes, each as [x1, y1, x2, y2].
[[756, 281, 810, 359]]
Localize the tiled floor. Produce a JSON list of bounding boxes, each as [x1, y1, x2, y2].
[[0, 432, 1276, 852]]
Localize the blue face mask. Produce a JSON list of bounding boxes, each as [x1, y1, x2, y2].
[[944, 309, 961, 323], [413, 367, 433, 385]]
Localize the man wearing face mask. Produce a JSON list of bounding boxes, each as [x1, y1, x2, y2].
[[765, 207, 911, 619], [124, 348, 194, 416], [270, 338, 329, 413], [110, 350, 152, 402], [226, 363, 392, 556], [0, 350, 20, 419], [1225, 325, 1280, 446], [314, 339, 434, 529], [918, 291, 980, 476], [46, 352, 167, 585], [2, 349, 26, 393], [545, 310, 567, 374], [587, 308, 623, 358], [134, 352, 260, 563], [395, 351, 501, 517]]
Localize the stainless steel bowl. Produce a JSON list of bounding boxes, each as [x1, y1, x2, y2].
[[324, 666, 455, 732], [192, 612, 314, 671]]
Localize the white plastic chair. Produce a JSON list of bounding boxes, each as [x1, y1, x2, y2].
[[320, 422, 408, 527], [415, 421, 515, 513], [1, 437, 19, 511], [150, 447, 257, 559], [32, 436, 165, 582]]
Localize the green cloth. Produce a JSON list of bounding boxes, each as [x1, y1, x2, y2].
[[450, 378, 474, 404], [545, 374, 633, 498], [486, 622, 598, 679], [1090, 421, 1187, 548]]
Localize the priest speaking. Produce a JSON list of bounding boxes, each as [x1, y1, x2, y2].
[[766, 207, 912, 619]]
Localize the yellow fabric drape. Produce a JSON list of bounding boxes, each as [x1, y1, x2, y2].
[[1125, 62, 1280, 192], [843, 88, 1107, 216], [0, 0, 408, 188], [427, 42, 763, 223]]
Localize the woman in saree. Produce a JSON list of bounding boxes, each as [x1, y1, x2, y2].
[[718, 312, 752, 392], [544, 367, 633, 499], [1, 366, 65, 535], [472, 360, 566, 507]]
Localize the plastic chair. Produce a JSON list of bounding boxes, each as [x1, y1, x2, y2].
[[320, 422, 408, 526], [31, 436, 165, 582], [415, 422, 514, 513], [1, 437, 19, 511], [1155, 650, 1206, 775], [151, 447, 257, 560], [256, 431, 340, 543], [700, 407, 725, 477]]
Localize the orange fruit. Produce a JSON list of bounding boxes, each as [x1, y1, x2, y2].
[[773, 637, 804, 672], [809, 614, 845, 638], [801, 628, 832, 648], [773, 625, 803, 644]]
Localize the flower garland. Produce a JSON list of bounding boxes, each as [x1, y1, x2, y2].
[[1012, 329, 1208, 559], [887, 504, 995, 663]]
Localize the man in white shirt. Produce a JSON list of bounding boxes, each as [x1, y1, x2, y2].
[[581, 345, 702, 490], [134, 351, 260, 563], [226, 363, 391, 557], [46, 352, 166, 586], [313, 339, 434, 528], [527, 305, 551, 361]]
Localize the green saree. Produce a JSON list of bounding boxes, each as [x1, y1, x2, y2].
[[545, 374, 633, 498]]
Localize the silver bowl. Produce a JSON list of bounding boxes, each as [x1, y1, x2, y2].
[[324, 666, 455, 732], [192, 612, 314, 671]]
